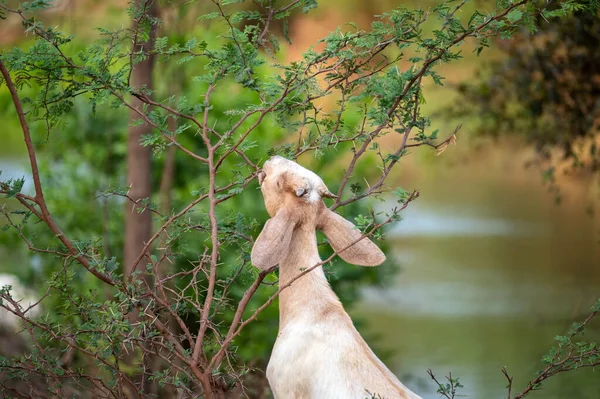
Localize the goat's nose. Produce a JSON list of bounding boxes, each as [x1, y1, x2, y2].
[[258, 170, 266, 185]]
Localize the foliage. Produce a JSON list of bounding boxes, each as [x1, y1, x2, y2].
[[449, 3, 600, 180], [431, 299, 600, 399], [427, 370, 464, 399], [0, 0, 598, 398], [503, 299, 600, 399]]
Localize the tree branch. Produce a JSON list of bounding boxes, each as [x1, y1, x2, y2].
[[0, 58, 115, 286]]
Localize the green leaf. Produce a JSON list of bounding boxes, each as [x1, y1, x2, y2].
[[4, 178, 25, 198], [283, 19, 291, 45], [155, 37, 168, 52], [506, 9, 522, 24], [592, 298, 600, 312], [302, 0, 318, 13], [22, 0, 53, 12], [393, 186, 409, 202], [198, 12, 220, 21]]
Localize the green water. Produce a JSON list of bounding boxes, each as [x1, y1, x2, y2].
[[352, 156, 600, 399]]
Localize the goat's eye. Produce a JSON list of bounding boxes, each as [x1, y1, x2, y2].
[[258, 171, 266, 185]]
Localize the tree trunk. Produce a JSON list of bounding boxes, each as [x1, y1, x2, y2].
[[123, 2, 158, 397], [125, 0, 158, 278]]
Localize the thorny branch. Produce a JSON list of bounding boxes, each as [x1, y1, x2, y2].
[[332, 0, 531, 210], [504, 305, 600, 399], [427, 369, 463, 399], [0, 58, 115, 286], [0, 0, 584, 397]]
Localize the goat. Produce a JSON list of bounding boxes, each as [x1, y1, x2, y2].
[[251, 156, 421, 399]]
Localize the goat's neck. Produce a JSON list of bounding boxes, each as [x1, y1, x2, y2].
[[278, 225, 343, 328]]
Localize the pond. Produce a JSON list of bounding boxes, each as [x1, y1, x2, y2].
[[352, 150, 600, 399]]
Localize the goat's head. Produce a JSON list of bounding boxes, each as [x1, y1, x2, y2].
[[252, 156, 386, 270], [257, 156, 336, 217]]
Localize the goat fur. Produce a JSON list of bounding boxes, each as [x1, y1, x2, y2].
[[252, 156, 421, 399]]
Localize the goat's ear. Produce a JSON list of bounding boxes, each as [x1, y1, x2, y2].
[[251, 207, 296, 271], [319, 209, 386, 266]]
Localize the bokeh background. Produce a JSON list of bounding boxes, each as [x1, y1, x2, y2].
[[1, 1, 599, 398]]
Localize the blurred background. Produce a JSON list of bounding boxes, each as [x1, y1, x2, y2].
[[1, 0, 599, 398]]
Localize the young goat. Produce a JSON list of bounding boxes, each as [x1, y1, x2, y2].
[[251, 156, 421, 399]]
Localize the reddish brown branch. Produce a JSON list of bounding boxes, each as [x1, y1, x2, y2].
[[193, 117, 219, 381], [510, 306, 600, 399], [0, 58, 115, 286]]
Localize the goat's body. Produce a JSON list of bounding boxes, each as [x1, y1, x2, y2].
[[267, 226, 421, 399], [253, 156, 421, 399]]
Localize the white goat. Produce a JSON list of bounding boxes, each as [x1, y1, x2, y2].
[[251, 156, 421, 399]]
